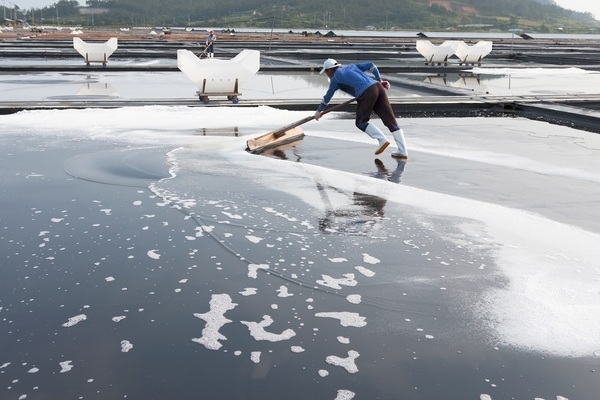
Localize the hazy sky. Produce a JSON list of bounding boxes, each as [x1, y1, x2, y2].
[[6, 0, 82, 10], [553, 0, 600, 19], [6, 0, 600, 21]]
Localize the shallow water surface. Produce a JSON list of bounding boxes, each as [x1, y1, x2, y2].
[[0, 107, 599, 400]]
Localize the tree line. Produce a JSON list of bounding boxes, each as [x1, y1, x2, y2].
[[5, 0, 599, 32]]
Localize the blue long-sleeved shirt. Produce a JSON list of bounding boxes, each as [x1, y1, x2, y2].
[[317, 62, 381, 111]]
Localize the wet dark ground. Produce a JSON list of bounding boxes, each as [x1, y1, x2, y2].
[[1, 119, 599, 399]]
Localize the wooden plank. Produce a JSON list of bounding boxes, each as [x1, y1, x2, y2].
[[246, 126, 305, 154], [245, 98, 356, 154]]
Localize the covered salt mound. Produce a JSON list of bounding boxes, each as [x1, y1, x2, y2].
[[416, 40, 460, 65], [416, 39, 493, 66], [455, 41, 493, 65], [177, 49, 260, 103], [73, 37, 118, 66]]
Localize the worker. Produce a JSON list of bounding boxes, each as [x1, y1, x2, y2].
[[314, 58, 408, 158], [205, 30, 216, 58]]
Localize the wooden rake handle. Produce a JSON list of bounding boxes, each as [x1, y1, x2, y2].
[[270, 98, 356, 139]]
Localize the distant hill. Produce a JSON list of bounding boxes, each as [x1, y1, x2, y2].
[[11, 0, 600, 32]]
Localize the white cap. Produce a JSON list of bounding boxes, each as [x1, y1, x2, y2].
[[319, 58, 341, 74]]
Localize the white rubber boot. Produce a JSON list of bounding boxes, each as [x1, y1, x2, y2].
[[391, 129, 408, 159], [364, 124, 390, 155]]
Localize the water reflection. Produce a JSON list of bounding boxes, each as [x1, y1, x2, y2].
[[242, 72, 411, 99], [193, 127, 240, 136], [452, 74, 489, 92], [372, 158, 407, 183], [316, 182, 388, 234], [260, 141, 304, 161], [424, 73, 488, 93], [247, 72, 327, 97], [317, 158, 407, 234], [418, 68, 600, 96], [45, 80, 119, 100], [76, 82, 119, 97], [424, 74, 450, 86], [260, 145, 408, 234]]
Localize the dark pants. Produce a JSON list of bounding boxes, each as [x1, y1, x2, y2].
[[355, 83, 399, 132]]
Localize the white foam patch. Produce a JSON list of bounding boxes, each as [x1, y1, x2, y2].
[[239, 288, 257, 296], [326, 350, 359, 374], [192, 294, 238, 350], [59, 361, 73, 373], [346, 295, 361, 304], [263, 207, 299, 222], [362, 254, 380, 264], [248, 263, 269, 279], [61, 314, 87, 327], [121, 340, 133, 353], [335, 390, 356, 400], [27, 368, 39, 373], [317, 274, 357, 290], [147, 250, 161, 260], [277, 286, 294, 298], [315, 312, 367, 328], [112, 316, 126, 322], [222, 211, 243, 220], [354, 266, 375, 277], [250, 351, 261, 364], [337, 336, 350, 344], [291, 346, 305, 353], [240, 315, 296, 342], [328, 258, 348, 263], [245, 235, 263, 244]]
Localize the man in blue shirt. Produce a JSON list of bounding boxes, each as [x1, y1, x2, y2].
[[314, 58, 408, 159]]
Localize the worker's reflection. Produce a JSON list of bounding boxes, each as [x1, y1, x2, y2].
[[317, 185, 385, 233], [260, 147, 408, 233], [372, 158, 407, 183], [317, 159, 407, 233]]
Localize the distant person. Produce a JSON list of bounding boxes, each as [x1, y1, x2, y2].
[[205, 30, 216, 58], [314, 58, 408, 159]]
